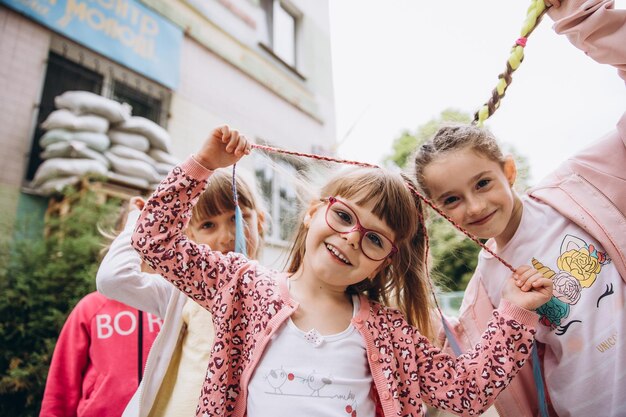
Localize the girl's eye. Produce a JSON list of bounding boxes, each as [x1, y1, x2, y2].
[[442, 196, 459, 206], [334, 209, 353, 225], [365, 232, 384, 248], [476, 179, 491, 189], [201, 222, 215, 230]]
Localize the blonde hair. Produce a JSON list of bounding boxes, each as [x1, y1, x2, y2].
[[286, 167, 434, 339], [413, 123, 505, 195]]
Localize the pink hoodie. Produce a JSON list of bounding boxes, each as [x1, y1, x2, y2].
[[40, 292, 161, 417]]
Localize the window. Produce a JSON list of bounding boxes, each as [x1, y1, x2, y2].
[[25, 37, 171, 185], [261, 0, 300, 71], [272, 2, 296, 67], [26, 53, 103, 180], [112, 81, 162, 123], [254, 153, 299, 243]]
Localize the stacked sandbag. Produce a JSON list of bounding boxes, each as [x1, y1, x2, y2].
[[106, 116, 178, 190], [32, 94, 117, 195], [31, 91, 179, 195]]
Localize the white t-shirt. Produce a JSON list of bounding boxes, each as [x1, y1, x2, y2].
[[247, 295, 375, 417], [478, 196, 625, 417]]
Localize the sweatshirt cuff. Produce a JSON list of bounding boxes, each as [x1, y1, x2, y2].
[[497, 299, 539, 327], [181, 156, 214, 180]]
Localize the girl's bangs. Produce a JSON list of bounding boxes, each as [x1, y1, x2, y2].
[[192, 170, 257, 222], [322, 168, 418, 241]]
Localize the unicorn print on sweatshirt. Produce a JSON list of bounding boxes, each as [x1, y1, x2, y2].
[[533, 234, 611, 334]]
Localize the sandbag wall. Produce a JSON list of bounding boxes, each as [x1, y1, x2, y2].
[[31, 91, 179, 195]]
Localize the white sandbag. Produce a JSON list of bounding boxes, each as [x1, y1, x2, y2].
[[55, 91, 131, 123], [106, 171, 150, 189], [41, 141, 111, 168], [149, 148, 179, 165], [41, 109, 109, 133], [108, 130, 150, 152], [154, 162, 175, 175], [109, 145, 155, 165], [116, 116, 171, 152], [35, 176, 81, 196], [32, 158, 108, 187], [104, 151, 161, 183], [40, 129, 110, 152]]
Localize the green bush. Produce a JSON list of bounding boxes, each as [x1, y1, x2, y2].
[[0, 187, 120, 416]]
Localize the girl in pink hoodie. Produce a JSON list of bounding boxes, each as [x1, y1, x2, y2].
[[413, 2, 626, 415]]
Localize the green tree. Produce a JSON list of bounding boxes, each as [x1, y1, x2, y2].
[[385, 108, 470, 168], [0, 187, 120, 416], [386, 109, 531, 291]]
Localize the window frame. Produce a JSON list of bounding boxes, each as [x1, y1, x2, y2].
[[259, 0, 305, 80], [23, 36, 171, 189], [254, 152, 302, 246]]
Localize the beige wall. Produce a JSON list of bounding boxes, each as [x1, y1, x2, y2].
[[0, 8, 51, 235], [0, 8, 50, 189], [169, 35, 334, 158]]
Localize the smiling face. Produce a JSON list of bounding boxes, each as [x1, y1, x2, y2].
[[422, 147, 523, 247], [187, 208, 261, 258], [301, 195, 395, 291]]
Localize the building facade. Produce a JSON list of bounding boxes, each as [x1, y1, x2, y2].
[[0, 0, 336, 266]]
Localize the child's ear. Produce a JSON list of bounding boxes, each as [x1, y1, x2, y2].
[[304, 199, 324, 228], [503, 155, 517, 187]]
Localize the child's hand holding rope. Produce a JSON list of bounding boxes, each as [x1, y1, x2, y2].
[[194, 125, 252, 170], [502, 265, 553, 311]]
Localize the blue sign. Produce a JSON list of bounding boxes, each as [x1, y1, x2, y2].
[[2, 0, 182, 89]]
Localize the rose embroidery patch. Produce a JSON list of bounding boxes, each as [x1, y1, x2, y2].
[[533, 235, 611, 333]]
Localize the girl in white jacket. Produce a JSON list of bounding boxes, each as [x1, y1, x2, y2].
[[97, 168, 265, 417]]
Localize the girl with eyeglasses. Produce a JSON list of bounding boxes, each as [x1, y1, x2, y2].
[[131, 125, 552, 417]]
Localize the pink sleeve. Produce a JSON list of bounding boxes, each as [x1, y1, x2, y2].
[[549, 0, 626, 81], [39, 299, 92, 417], [132, 157, 250, 310], [416, 300, 538, 416]]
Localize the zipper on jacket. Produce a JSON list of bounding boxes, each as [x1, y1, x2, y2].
[[136, 312, 184, 417]]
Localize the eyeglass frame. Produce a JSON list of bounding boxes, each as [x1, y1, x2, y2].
[[322, 196, 398, 261]]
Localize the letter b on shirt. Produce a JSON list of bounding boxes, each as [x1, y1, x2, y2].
[[96, 311, 137, 339]]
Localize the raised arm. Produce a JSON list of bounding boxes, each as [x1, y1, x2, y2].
[[549, 0, 626, 81], [131, 126, 253, 310], [96, 208, 173, 318]]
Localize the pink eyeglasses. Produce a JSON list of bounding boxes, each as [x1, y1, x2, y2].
[[324, 196, 397, 261]]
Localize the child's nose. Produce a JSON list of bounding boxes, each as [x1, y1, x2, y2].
[[466, 195, 486, 216], [219, 225, 235, 244], [341, 229, 361, 249]]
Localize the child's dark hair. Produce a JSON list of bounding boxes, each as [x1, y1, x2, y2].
[[286, 167, 434, 340], [413, 123, 505, 195]]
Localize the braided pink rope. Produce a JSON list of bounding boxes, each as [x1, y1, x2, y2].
[[251, 142, 516, 273]]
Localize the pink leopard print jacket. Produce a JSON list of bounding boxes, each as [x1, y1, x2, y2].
[[132, 157, 540, 417]]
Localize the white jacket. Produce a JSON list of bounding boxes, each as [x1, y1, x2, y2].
[[96, 210, 189, 417]]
